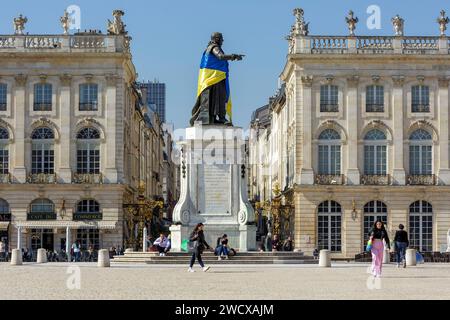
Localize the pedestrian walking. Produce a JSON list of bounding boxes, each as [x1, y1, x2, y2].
[[0, 240, 5, 261], [368, 219, 390, 278], [394, 224, 409, 268], [71, 240, 81, 262], [188, 223, 211, 272]]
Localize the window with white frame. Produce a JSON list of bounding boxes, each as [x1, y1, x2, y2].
[[409, 129, 432, 175], [79, 84, 98, 111], [320, 85, 338, 112], [317, 200, 342, 252], [364, 129, 387, 175], [409, 200, 433, 252], [77, 128, 100, 174], [411, 85, 430, 113], [76, 199, 100, 214], [366, 85, 384, 112], [318, 129, 341, 175], [0, 127, 9, 174], [76, 229, 100, 250], [33, 83, 52, 111], [31, 127, 54, 174], [363, 201, 388, 250], [30, 198, 55, 214], [0, 83, 7, 111]]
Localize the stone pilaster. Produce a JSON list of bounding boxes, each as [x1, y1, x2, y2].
[[438, 77, 450, 184], [346, 76, 360, 185], [392, 75, 406, 185], [12, 74, 27, 183], [58, 74, 72, 183], [105, 74, 118, 183]]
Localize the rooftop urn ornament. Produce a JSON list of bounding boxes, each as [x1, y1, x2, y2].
[[60, 10, 70, 35], [437, 10, 449, 37], [345, 10, 358, 36], [13, 14, 28, 35], [107, 10, 127, 35], [391, 14, 404, 36], [293, 8, 309, 36]]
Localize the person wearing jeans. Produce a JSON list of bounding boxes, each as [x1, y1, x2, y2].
[[394, 224, 409, 268], [188, 223, 211, 272]]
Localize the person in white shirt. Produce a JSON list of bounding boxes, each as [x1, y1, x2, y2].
[[153, 233, 169, 256]]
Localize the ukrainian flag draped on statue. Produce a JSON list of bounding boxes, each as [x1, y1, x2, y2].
[[196, 50, 232, 122]]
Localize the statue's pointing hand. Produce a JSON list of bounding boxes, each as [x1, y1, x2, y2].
[[232, 54, 245, 61]]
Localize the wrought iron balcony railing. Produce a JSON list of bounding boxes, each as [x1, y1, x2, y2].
[[0, 173, 11, 184], [320, 104, 339, 112], [27, 173, 57, 184], [411, 104, 430, 113], [366, 104, 384, 113], [360, 174, 390, 185], [73, 173, 103, 184], [406, 174, 436, 185], [315, 174, 345, 185]]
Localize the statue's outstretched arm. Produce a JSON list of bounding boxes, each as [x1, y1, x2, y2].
[[212, 46, 244, 61]]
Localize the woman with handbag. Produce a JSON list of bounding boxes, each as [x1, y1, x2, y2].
[[368, 219, 390, 278], [188, 223, 211, 273]]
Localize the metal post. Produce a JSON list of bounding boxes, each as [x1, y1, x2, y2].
[[17, 226, 22, 250], [66, 227, 71, 261], [143, 227, 148, 252]]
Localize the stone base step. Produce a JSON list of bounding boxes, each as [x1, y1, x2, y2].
[[112, 259, 318, 265]]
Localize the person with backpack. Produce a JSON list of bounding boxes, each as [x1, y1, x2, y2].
[[394, 224, 409, 268], [188, 223, 211, 272]]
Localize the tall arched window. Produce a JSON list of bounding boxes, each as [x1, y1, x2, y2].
[[33, 83, 53, 111], [366, 85, 384, 112], [31, 127, 54, 174], [318, 200, 342, 252], [79, 83, 98, 111], [409, 129, 432, 175], [0, 199, 10, 221], [363, 201, 387, 250], [320, 85, 339, 112], [318, 129, 341, 175], [0, 83, 7, 111], [412, 85, 430, 113], [0, 127, 9, 175], [76, 128, 100, 174], [409, 201, 433, 252], [30, 198, 55, 214], [364, 129, 387, 175], [76, 199, 100, 214]]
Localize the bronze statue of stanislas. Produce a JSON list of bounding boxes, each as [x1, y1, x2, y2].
[[190, 32, 244, 126]]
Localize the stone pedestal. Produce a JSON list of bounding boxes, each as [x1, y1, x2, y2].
[[319, 249, 331, 267], [11, 249, 22, 265], [346, 169, 360, 185], [97, 249, 110, 267], [406, 249, 416, 266], [125, 248, 133, 253], [172, 125, 256, 251], [37, 249, 47, 264]]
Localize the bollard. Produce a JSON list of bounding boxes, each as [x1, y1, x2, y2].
[[383, 248, 390, 264], [319, 249, 331, 267], [406, 249, 416, 266], [36, 248, 47, 264], [97, 249, 110, 267], [10, 249, 22, 266]]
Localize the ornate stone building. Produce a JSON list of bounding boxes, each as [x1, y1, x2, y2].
[[0, 11, 164, 256], [250, 8, 450, 258]]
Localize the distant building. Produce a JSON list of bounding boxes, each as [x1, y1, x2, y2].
[[138, 80, 166, 123]]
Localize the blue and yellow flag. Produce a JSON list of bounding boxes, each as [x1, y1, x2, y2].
[[197, 50, 232, 122]]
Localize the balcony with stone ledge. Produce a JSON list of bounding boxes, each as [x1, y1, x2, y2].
[[360, 174, 391, 185], [26, 172, 57, 184], [0, 173, 11, 184], [72, 172, 103, 184], [406, 174, 436, 185], [314, 174, 345, 185]]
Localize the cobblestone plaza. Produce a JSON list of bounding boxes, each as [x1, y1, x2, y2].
[[1, 262, 449, 300]]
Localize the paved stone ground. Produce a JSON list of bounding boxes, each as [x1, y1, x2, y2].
[[0, 262, 449, 299]]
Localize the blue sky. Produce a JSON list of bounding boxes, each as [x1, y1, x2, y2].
[[0, 0, 447, 128]]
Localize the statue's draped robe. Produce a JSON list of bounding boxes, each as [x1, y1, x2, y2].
[[190, 45, 232, 126]]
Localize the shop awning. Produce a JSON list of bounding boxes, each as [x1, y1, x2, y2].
[[0, 222, 9, 231], [12, 221, 117, 230]]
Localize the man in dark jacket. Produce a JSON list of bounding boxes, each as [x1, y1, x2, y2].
[[394, 224, 409, 268]]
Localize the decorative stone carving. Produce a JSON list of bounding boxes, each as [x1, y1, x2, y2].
[[39, 74, 47, 83], [438, 77, 449, 87], [372, 75, 381, 83], [325, 75, 334, 84], [107, 10, 127, 35], [345, 10, 359, 36], [14, 74, 27, 87], [84, 74, 94, 82], [13, 14, 28, 35], [105, 74, 118, 86], [347, 75, 359, 86], [416, 75, 425, 84], [300, 75, 313, 87], [392, 75, 405, 86], [59, 74, 72, 86], [181, 210, 190, 224], [437, 10, 449, 37], [60, 10, 70, 35], [391, 14, 404, 36], [293, 8, 309, 36]]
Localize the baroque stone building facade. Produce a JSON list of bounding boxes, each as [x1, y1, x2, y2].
[[249, 9, 450, 258], [0, 11, 165, 256]]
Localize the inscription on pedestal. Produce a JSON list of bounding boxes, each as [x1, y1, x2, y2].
[[198, 164, 231, 215]]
